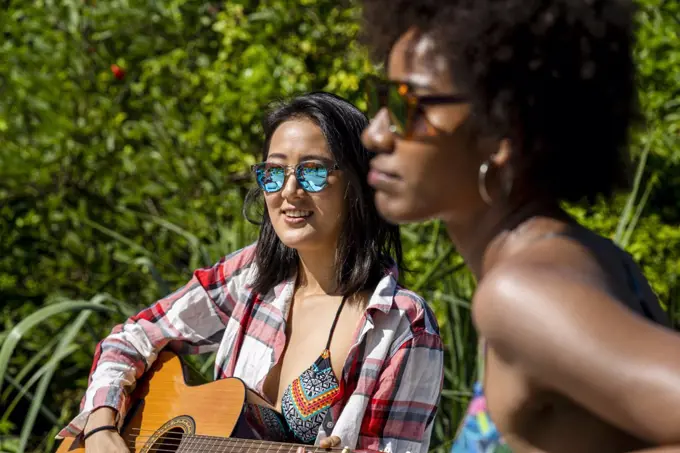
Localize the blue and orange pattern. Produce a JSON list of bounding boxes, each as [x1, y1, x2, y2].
[[243, 348, 339, 445], [281, 349, 340, 443], [451, 341, 511, 453], [451, 382, 511, 453], [242, 403, 290, 441]]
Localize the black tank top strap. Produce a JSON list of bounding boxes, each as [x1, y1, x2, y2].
[[529, 229, 659, 321], [325, 294, 349, 350], [613, 246, 661, 321], [614, 246, 643, 297]]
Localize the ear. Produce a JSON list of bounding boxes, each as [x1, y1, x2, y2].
[[490, 139, 515, 196], [490, 138, 512, 167]]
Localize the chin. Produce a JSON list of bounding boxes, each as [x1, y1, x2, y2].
[[277, 230, 320, 251], [375, 191, 436, 224]]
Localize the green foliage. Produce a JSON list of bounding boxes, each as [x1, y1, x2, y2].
[[0, 0, 678, 452], [0, 1, 375, 450]]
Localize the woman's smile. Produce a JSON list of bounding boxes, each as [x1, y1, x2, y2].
[[282, 208, 314, 226]]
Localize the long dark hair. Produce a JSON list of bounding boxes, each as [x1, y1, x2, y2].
[[244, 92, 402, 299]]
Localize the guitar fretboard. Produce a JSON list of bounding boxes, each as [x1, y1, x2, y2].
[[181, 435, 340, 453], [131, 429, 347, 453]]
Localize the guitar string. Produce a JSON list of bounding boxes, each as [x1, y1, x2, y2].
[[125, 430, 342, 453], [129, 438, 329, 453], [126, 437, 335, 453], [128, 431, 330, 449], [128, 437, 332, 452], [127, 439, 331, 453], [126, 436, 338, 453], [127, 446, 315, 453], [128, 428, 344, 451], [130, 446, 327, 453]]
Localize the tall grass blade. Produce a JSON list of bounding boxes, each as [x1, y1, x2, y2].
[[199, 351, 217, 376], [614, 138, 651, 244], [621, 176, 656, 248], [438, 293, 472, 310], [1, 344, 79, 424], [38, 426, 60, 453], [0, 302, 114, 395], [17, 296, 114, 452], [81, 217, 156, 258], [413, 244, 454, 292], [130, 256, 171, 298], [1, 336, 60, 402], [1, 373, 60, 426], [132, 211, 213, 268]]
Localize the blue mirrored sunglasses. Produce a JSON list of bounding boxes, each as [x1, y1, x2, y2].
[[251, 161, 339, 193]]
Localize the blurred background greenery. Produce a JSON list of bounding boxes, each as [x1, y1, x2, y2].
[[0, 1, 678, 452]]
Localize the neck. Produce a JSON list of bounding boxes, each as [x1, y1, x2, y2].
[[443, 196, 565, 280], [296, 246, 340, 296], [176, 433, 344, 453]]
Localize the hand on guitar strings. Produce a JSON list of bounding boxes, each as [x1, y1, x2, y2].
[[296, 435, 342, 453]]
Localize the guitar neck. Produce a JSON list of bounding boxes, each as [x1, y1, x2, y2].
[[176, 434, 347, 453]]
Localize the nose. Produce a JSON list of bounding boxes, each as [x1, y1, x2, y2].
[[280, 168, 304, 199], [361, 109, 395, 155]]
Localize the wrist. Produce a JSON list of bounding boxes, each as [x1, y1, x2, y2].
[[84, 407, 117, 432], [83, 424, 118, 442]]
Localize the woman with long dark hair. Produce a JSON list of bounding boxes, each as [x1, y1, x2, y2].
[[60, 92, 443, 453], [360, 0, 680, 451]]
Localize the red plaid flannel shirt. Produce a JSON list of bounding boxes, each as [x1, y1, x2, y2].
[[58, 244, 443, 453]]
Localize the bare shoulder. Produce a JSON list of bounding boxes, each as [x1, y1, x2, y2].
[[472, 231, 678, 373], [472, 254, 576, 358], [474, 235, 601, 322], [473, 233, 680, 444]]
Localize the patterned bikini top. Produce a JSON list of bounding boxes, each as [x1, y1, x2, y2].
[[450, 342, 508, 453], [244, 296, 347, 444], [451, 233, 669, 453]]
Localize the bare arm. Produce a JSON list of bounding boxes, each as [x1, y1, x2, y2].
[[58, 245, 257, 439], [474, 263, 680, 444]]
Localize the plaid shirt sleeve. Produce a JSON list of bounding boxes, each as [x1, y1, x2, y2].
[[359, 331, 444, 453], [57, 246, 256, 438]]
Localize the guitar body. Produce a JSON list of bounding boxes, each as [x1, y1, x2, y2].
[[56, 351, 246, 453]]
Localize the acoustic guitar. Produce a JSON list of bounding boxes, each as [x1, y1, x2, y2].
[[55, 351, 366, 453]]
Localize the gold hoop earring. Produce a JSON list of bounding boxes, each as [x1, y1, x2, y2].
[[478, 161, 494, 205]]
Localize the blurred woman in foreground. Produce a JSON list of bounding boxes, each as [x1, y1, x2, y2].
[[360, 0, 680, 451]]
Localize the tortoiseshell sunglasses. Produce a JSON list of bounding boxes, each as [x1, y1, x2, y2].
[[365, 76, 468, 139]]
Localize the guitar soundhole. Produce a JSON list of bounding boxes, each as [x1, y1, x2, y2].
[[153, 427, 184, 452], [137, 415, 196, 453]]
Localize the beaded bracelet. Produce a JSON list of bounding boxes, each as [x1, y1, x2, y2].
[[83, 425, 118, 441]]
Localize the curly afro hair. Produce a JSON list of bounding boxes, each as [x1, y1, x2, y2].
[[361, 0, 639, 203]]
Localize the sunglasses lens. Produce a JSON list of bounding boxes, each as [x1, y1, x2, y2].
[[297, 163, 329, 193], [255, 164, 285, 192], [366, 79, 383, 119], [365, 79, 409, 136], [387, 84, 409, 135]]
